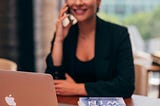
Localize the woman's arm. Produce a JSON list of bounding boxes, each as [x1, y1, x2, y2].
[[52, 40, 63, 66], [45, 4, 73, 78], [54, 74, 88, 96]]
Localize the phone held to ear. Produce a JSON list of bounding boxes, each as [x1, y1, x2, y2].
[[62, 7, 77, 27]]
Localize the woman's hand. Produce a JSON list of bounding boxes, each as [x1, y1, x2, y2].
[[55, 4, 73, 43], [54, 74, 87, 96]]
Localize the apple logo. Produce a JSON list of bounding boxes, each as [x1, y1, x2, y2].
[[5, 94, 16, 106]]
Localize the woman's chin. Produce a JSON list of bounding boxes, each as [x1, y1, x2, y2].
[[76, 18, 87, 23]]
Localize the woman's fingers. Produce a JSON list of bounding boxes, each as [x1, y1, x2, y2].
[[56, 14, 70, 27], [54, 80, 64, 84], [58, 4, 69, 18], [65, 73, 75, 82]]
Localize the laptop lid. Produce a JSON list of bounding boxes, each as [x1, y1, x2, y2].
[[0, 70, 58, 106]]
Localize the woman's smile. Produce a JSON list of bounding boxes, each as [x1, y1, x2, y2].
[[73, 8, 87, 15]]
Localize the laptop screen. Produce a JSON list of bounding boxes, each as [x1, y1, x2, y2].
[[0, 70, 58, 106]]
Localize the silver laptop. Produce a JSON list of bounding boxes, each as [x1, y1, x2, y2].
[[0, 70, 58, 106]]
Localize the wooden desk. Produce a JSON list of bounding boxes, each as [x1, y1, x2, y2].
[[58, 95, 160, 106]]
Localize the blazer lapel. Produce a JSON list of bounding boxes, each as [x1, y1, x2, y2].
[[94, 17, 113, 79], [95, 17, 112, 59]]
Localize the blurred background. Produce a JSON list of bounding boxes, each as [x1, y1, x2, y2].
[[0, 0, 160, 98]]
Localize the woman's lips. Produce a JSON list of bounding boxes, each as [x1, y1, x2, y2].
[[73, 9, 87, 15]]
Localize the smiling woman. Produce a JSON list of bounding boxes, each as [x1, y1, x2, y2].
[[45, 0, 135, 98], [66, 0, 101, 22]]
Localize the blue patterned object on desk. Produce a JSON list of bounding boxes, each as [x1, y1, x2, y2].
[[78, 97, 126, 106]]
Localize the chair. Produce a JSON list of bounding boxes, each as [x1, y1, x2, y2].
[[134, 64, 149, 96], [0, 58, 17, 71], [148, 65, 160, 98]]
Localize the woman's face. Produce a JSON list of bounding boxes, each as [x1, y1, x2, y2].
[[65, 0, 101, 22]]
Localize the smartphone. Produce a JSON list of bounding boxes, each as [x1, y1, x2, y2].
[[67, 7, 71, 14], [62, 7, 77, 27]]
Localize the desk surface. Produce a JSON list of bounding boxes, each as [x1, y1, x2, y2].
[[58, 95, 160, 106]]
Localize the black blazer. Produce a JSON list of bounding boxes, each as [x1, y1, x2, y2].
[[46, 17, 135, 98]]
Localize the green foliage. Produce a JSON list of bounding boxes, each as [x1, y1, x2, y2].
[[149, 7, 160, 38], [123, 6, 160, 40], [97, 12, 122, 25], [123, 12, 152, 40], [99, 5, 160, 40]]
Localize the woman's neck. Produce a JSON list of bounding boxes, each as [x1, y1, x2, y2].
[[78, 16, 96, 39]]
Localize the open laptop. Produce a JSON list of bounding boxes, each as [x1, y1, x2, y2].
[[0, 70, 58, 106]]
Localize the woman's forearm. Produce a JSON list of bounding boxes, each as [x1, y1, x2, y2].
[[51, 40, 63, 66]]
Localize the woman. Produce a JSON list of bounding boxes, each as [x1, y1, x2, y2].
[[46, 0, 135, 98]]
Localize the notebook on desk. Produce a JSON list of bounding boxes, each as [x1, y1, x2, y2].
[[0, 70, 58, 106]]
